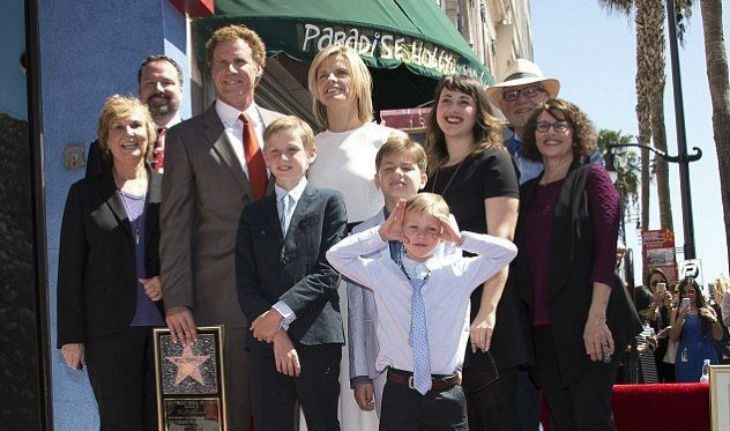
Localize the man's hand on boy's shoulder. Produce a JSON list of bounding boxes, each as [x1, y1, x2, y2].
[[272, 330, 301, 377], [251, 309, 284, 343]]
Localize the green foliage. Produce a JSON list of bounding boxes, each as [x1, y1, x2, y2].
[[597, 128, 641, 208], [597, 0, 693, 42]]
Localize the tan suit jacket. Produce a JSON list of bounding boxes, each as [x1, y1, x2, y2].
[[160, 103, 283, 327]]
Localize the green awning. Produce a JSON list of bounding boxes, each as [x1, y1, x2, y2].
[[192, 0, 494, 85]]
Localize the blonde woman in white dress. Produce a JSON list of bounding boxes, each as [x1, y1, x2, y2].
[[307, 44, 397, 431]]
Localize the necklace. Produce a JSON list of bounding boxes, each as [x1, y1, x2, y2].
[[430, 157, 467, 196], [118, 190, 146, 245]]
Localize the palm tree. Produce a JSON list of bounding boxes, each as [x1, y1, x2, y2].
[[597, 129, 640, 210], [599, 0, 676, 233], [698, 0, 730, 273], [635, 9, 652, 233]]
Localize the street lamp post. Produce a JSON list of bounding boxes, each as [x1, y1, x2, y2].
[[666, 0, 697, 260], [612, 0, 702, 261], [607, 142, 702, 258]]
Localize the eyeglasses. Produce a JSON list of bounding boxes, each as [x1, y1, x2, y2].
[[502, 86, 546, 102], [536, 121, 572, 134]]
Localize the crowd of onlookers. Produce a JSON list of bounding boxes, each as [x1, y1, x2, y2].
[[631, 270, 730, 383]]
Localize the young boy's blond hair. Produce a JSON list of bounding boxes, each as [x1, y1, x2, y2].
[[263, 115, 316, 152], [375, 132, 428, 173], [404, 193, 450, 219]]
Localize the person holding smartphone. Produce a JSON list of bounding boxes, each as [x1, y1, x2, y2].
[[670, 278, 723, 382], [636, 268, 675, 382]]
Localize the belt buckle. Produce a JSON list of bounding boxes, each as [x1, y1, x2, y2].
[[407, 375, 415, 389]]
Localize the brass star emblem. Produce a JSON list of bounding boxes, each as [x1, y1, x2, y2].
[[167, 344, 211, 385]]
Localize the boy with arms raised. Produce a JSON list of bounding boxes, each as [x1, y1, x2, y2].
[[327, 193, 517, 430], [235, 116, 347, 431], [348, 134, 428, 415]]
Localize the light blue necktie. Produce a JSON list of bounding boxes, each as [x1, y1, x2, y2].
[[279, 193, 294, 235], [407, 272, 431, 395]]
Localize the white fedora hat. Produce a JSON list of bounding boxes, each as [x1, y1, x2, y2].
[[486, 59, 560, 106]]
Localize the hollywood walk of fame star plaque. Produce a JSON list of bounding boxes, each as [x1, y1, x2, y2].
[[154, 326, 227, 431]]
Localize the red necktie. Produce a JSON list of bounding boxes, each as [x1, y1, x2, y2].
[[151, 127, 165, 173], [239, 113, 267, 199]]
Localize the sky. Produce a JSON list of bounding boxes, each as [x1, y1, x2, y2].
[[531, 1, 729, 286]]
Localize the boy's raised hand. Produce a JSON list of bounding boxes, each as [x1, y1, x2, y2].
[[437, 215, 463, 245], [379, 198, 406, 242]]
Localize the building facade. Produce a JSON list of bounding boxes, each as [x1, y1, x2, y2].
[[440, 0, 533, 82]]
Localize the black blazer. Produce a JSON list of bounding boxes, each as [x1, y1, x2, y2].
[[235, 184, 347, 350], [56, 168, 162, 348], [514, 162, 641, 388], [85, 139, 110, 179]]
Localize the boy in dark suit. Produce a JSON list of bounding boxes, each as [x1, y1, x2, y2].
[[235, 115, 347, 431]]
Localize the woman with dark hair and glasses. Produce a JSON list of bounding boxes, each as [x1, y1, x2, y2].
[[514, 98, 639, 430]]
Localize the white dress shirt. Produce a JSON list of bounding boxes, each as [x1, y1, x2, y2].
[[327, 227, 517, 375], [271, 178, 308, 326], [216, 99, 267, 178]]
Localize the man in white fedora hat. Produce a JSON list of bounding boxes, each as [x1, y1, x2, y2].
[[488, 59, 556, 431], [487, 59, 560, 184], [487, 59, 603, 185]]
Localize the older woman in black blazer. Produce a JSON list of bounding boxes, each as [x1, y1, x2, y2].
[[514, 99, 639, 431], [57, 95, 162, 431]]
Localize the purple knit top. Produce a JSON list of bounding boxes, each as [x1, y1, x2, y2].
[[524, 165, 620, 325]]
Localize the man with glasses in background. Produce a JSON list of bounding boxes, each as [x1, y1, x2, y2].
[[486, 60, 605, 431], [487, 59, 603, 185], [487, 59, 560, 184]]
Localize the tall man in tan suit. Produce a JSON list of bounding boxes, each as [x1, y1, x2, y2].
[[160, 25, 283, 431]]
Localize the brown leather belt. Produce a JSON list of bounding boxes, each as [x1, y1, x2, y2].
[[387, 369, 461, 392]]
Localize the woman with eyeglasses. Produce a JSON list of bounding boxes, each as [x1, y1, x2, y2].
[[424, 74, 527, 430], [671, 277, 722, 382], [513, 98, 637, 430]]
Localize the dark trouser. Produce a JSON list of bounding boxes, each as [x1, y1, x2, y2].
[[465, 367, 521, 431], [515, 368, 541, 431], [657, 361, 676, 382], [85, 326, 157, 431], [532, 326, 618, 431], [380, 371, 468, 431], [223, 327, 252, 431], [248, 342, 341, 431]]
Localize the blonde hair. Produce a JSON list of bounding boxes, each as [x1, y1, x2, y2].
[[206, 24, 267, 70], [715, 276, 730, 295], [375, 132, 427, 173], [263, 116, 316, 152], [404, 193, 450, 219], [97, 94, 156, 164], [307, 45, 373, 130]]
